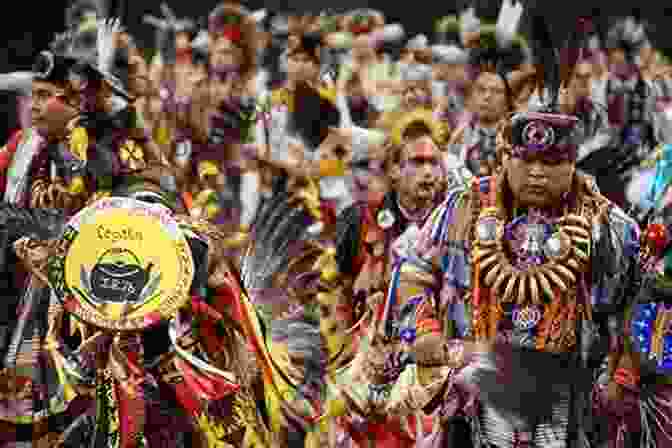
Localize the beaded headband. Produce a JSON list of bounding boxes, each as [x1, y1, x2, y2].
[[508, 111, 583, 161]]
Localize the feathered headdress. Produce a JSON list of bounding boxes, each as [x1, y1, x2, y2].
[[51, 17, 131, 99], [498, 14, 588, 163]]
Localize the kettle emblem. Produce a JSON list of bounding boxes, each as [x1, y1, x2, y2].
[[81, 248, 161, 303]]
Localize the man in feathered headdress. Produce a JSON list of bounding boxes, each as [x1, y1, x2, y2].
[[0, 47, 89, 446], [365, 8, 640, 448]]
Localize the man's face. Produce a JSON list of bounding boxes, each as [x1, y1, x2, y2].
[[31, 80, 77, 139], [352, 35, 376, 64], [472, 72, 508, 123], [396, 135, 443, 207], [176, 32, 191, 51], [503, 151, 575, 209], [209, 33, 244, 72], [569, 62, 593, 101], [286, 51, 319, 83]]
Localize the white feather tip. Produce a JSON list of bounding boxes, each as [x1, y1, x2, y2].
[[495, 0, 524, 48], [97, 17, 122, 74], [371, 24, 405, 46], [406, 34, 428, 50], [252, 9, 267, 23], [459, 7, 481, 34]]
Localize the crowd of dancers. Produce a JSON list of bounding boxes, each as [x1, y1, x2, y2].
[[0, 0, 672, 447]]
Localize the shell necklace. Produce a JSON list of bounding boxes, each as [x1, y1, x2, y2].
[[473, 181, 592, 305]]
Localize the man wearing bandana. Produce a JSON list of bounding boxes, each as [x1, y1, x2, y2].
[[336, 121, 449, 306], [330, 119, 450, 447], [0, 48, 94, 445], [376, 104, 640, 448]]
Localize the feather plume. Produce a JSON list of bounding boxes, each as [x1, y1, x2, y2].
[[405, 34, 428, 51], [368, 24, 405, 49], [0, 204, 66, 242], [432, 44, 469, 64], [241, 177, 316, 293], [251, 9, 267, 23], [530, 14, 560, 110], [97, 18, 122, 75], [495, 0, 524, 49], [460, 7, 481, 35]]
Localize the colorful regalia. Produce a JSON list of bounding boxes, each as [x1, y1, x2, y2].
[[595, 145, 672, 448], [376, 14, 642, 444]]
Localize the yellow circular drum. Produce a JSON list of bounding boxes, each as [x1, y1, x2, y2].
[[50, 197, 194, 330]]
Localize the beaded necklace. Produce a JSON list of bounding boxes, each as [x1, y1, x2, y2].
[[469, 176, 598, 349]]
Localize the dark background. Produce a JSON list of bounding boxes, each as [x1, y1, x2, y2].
[[0, 0, 669, 143]]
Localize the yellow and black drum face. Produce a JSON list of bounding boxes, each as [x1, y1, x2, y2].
[[50, 197, 194, 330]]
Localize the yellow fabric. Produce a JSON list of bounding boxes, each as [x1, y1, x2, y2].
[[198, 160, 221, 179], [318, 159, 346, 177]]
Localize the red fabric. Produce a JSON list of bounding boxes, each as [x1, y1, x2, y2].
[[320, 200, 338, 228], [221, 25, 242, 43], [348, 418, 416, 448], [171, 380, 202, 417], [0, 129, 23, 195], [417, 319, 441, 335]]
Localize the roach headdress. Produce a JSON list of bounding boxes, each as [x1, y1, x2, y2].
[[503, 14, 588, 162]]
